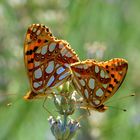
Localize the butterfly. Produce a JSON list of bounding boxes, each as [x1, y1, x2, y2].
[[24, 24, 79, 100], [70, 58, 128, 112]]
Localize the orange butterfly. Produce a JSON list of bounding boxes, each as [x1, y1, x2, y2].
[[70, 58, 128, 112], [24, 24, 79, 100]]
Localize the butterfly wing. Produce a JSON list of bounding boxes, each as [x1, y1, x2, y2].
[[24, 24, 55, 77], [24, 24, 79, 99], [70, 58, 128, 109]]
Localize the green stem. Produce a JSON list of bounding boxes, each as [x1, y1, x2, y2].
[[62, 113, 68, 131]]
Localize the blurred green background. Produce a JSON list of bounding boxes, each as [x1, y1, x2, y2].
[[0, 0, 139, 140]]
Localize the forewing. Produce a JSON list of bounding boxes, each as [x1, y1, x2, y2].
[[24, 24, 79, 94], [71, 58, 128, 107], [24, 24, 55, 78]]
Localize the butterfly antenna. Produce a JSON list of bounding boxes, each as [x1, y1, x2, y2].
[[6, 94, 23, 107], [0, 92, 23, 107], [107, 105, 127, 112], [7, 102, 13, 107], [42, 96, 55, 118], [105, 93, 135, 105]]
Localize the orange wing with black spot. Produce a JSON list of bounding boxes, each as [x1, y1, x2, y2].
[[70, 58, 128, 112], [24, 24, 79, 99], [24, 24, 55, 77]]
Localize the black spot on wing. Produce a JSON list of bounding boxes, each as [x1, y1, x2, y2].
[[28, 58, 34, 64]]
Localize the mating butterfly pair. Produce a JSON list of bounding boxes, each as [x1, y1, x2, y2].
[[24, 24, 128, 112]]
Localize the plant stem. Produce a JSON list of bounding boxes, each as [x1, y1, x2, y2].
[[62, 113, 68, 131]]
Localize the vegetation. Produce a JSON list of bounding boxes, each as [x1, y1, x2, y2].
[[0, 0, 139, 140]]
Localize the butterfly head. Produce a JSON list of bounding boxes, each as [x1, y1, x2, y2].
[[85, 100, 108, 112], [94, 104, 108, 112], [80, 102, 108, 112], [24, 90, 46, 100], [23, 91, 37, 100]]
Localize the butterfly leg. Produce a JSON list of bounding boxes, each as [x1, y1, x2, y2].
[[75, 107, 91, 122], [73, 99, 91, 121], [42, 95, 55, 117]]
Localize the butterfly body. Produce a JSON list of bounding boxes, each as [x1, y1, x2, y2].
[[24, 24, 79, 100], [71, 58, 128, 112]]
